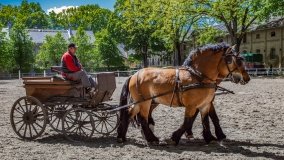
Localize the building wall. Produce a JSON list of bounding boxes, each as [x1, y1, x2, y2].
[[223, 26, 284, 68]]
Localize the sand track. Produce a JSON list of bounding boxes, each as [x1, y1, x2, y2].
[[0, 78, 283, 160]]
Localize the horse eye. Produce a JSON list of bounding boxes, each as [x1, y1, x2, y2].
[[225, 56, 232, 64]]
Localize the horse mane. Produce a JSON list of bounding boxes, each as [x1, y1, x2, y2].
[[183, 42, 230, 67]]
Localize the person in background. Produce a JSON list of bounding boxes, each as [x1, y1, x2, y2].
[[61, 43, 96, 92]]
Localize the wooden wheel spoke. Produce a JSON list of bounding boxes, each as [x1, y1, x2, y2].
[[29, 124, 33, 137], [103, 121, 109, 133], [95, 120, 103, 128], [81, 126, 92, 132], [15, 119, 24, 125], [24, 98, 29, 112], [105, 119, 114, 129], [17, 102, 25, 113], [34, 122, 43, 129], [56, 118, 61, 129], [31, 123, 39, 135], [15, 108, 24, 115], [80, 128, 88, 136], [50, 116, 58, 125], [23, 124, 28, 137], [17, 123, 25, 132]]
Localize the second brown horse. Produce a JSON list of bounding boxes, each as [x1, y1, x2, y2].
[[117, 43, 250, 144]]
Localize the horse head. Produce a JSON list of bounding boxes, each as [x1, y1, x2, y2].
[[218, 45, 250, 85]]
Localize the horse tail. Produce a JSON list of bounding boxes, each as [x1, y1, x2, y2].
[[119, 76, 131, 106], [117, 76, 132, 142]]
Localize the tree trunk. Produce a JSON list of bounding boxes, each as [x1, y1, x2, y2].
[[174, 41, 182, 66], [141, 45, 148, 68]]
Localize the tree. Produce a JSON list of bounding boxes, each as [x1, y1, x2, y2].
[[53, 5, 112, 33], [195, 26, 225, 46], [94, 29, 124, 70], [70, 27, 95, 70], [36, 32, 67, 69], [0, 25, 13, 72], [0, 5, 18, 27], [9, 23, 34, 72], [151, 0, 200, 65], [114, 0, 157, 67], [198, 0, 284, 52], [0, 0, 48, 29]]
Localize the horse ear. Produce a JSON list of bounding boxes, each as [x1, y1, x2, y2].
[[231, 44, 240, 56]]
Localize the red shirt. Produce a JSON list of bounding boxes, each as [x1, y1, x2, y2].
[[61, 52, 82, 73]]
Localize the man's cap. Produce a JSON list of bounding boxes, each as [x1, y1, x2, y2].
[[68, 43, 77, 48]]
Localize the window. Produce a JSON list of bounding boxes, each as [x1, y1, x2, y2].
[[270, 48, 276, 59], [271, 31, 276, 37], [256, 34, 260, 39], [256, 49, 261, 54], [243, 34, 247, 43]]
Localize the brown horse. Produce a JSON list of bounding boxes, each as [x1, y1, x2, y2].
[[117, 43, 250, 144], [146, 48, 250, 142]]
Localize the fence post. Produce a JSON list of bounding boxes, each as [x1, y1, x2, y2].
[[117, 70, 119, 78], [18, 70, 21, 80], [44, 70, 46, 77]]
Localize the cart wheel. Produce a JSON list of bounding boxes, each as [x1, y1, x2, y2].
[[48, 104, 74, 132], [93, 104, 119, 136], [10, 96, 47, 140], [62, 107, 94, 141]]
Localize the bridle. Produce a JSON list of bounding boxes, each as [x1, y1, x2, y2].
[[222, 48, 244, 80]]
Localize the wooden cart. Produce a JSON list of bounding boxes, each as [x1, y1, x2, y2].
[[10, 71, 119, 141]]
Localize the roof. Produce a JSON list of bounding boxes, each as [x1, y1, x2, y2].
[[27, 29, 95, 43], [1, 28, 95, 43], [256, 18, 284, 30]]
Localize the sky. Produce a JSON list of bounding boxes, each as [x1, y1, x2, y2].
[[0, 0, 116, 13]]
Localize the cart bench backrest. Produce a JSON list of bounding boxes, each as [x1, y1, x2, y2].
[[93, 72, 116, 104]]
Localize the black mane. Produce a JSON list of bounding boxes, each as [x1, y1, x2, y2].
[[183, 42, 230, 66]]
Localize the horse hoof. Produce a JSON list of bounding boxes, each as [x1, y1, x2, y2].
[[165, 138, 177, 145], [186, 134, 194, 140], [117, 138, 125, 143], [149, 141, 160, 146]]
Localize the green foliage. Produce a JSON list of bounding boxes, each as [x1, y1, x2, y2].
[[70, 27, 95, 69], [9, 22, 34, 72], [114, 0, 160, 67], [0, 0, 48, 29], [151, 0, 200, 65], [198, 0, 284, 51], [0, 26, 13, 72], [94, 29, 124, 70], [51, 5, 112, 33], [36, 32, 67, 68], [196, 26, 225, 46]]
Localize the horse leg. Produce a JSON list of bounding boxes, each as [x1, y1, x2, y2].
[[200, 104, 217, 144], [184, 109, 199, 139], [137, 101, 159, 143], [148, 103, 158, 133], [117, 108, 130, 143], [170, 107, 196, 145], [209, 102, 226, 141]]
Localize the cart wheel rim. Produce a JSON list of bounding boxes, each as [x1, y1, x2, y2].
[[93, 104, 119, 135], [62, 107, 95, 142], [10, 96, 47, 140]]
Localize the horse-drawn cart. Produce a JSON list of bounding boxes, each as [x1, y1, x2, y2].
[[10, 70, 119, 141]]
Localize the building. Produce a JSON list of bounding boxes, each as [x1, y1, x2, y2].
[[221, 18, 284, 68]]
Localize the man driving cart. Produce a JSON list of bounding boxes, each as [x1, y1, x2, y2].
[[61, 43, 96, 93]]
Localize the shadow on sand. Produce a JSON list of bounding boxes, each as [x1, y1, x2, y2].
[[35, 134, 284, 160]]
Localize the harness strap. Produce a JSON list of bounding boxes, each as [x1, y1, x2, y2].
[[170, 68, 183, 107]]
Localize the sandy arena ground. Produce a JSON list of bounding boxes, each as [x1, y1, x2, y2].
[[0, 78, 283, 160]]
